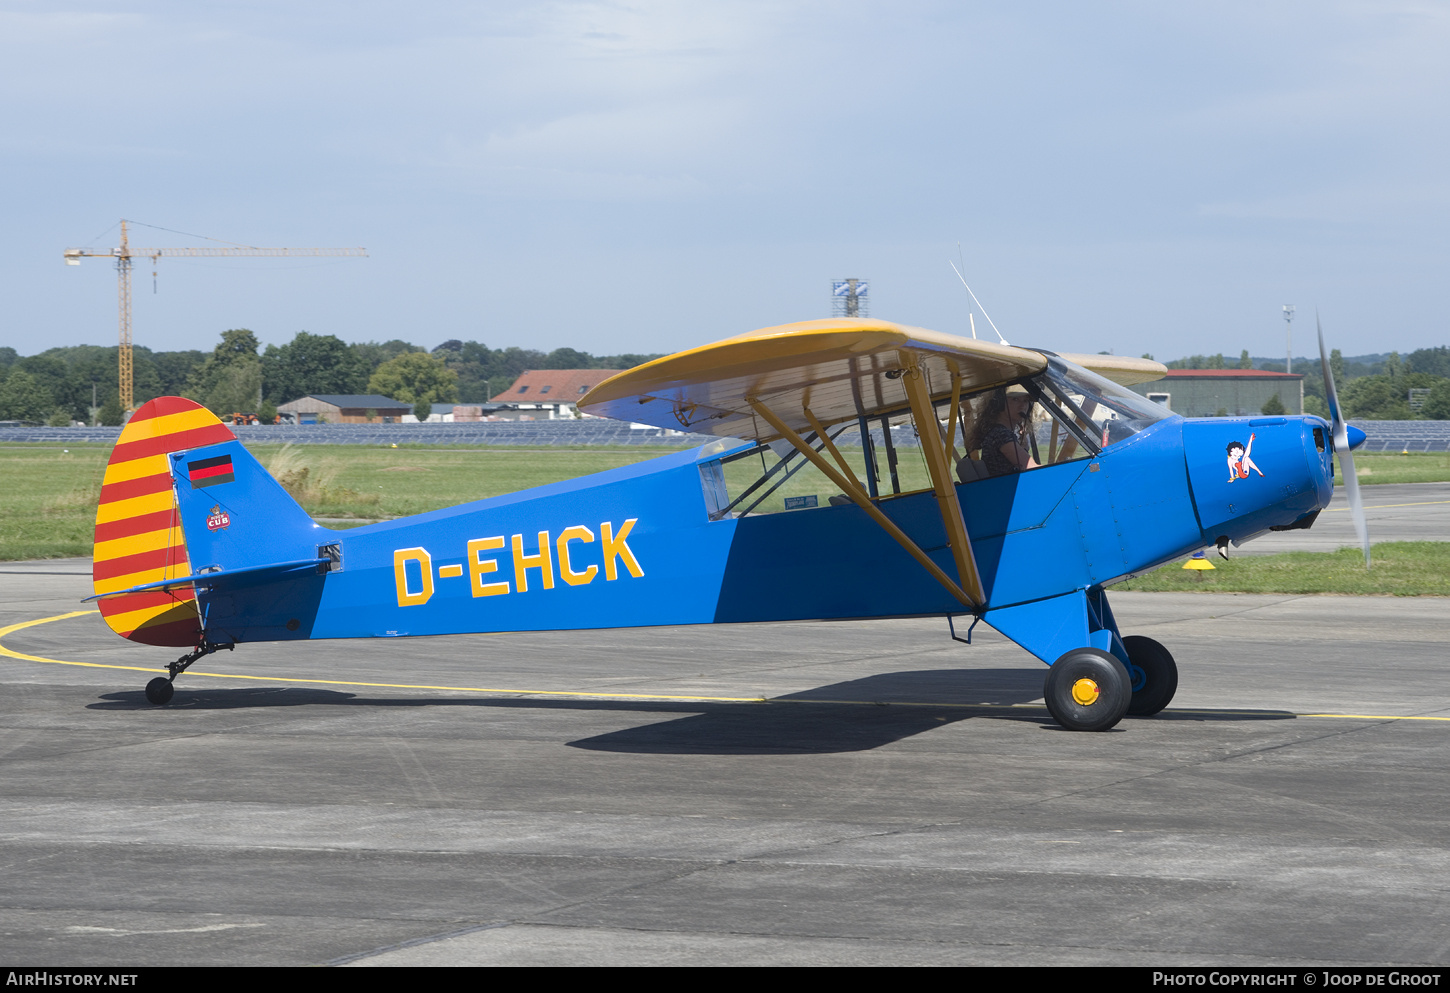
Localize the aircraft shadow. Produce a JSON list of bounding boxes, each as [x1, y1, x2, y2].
[[565, 668, 1047, 754], [565, 669, 1297, 754], [87, 667, 1296, 754]]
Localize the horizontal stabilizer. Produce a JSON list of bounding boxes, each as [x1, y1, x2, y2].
[[84, 557, 330, 602]]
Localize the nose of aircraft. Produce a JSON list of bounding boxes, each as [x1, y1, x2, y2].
[[1346, 423, 1367, 450], [1180, 416, 1333, 550]]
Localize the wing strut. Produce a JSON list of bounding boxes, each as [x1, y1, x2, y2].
[[898, 352, 985, 606], [746, 394, 981, 610]]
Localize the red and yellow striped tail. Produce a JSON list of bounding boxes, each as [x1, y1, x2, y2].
[[93, 398, 236, 647]]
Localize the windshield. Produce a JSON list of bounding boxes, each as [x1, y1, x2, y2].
[[1031, 356, 1176, 450]]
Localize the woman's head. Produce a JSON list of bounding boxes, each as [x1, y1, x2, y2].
[[970, 385, 1034, 449]]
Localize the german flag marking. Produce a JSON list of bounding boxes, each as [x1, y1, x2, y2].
[[187, 454, 235, 489]]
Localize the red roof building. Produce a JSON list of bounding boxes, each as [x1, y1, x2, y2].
[[488, 369, 621, 420]]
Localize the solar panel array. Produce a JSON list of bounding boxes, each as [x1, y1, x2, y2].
[[1, 418, 1445, 451], [0, 420, 717, 447], [1348, 420, 1450, 452]]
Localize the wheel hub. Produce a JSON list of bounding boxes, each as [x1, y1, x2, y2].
[[1070, 678, 1101, 706]]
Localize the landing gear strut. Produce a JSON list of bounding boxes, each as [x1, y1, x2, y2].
[[143, 640, 234, 706]]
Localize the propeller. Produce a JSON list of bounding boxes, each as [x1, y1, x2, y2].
[[1318, 315, 1370, 567]]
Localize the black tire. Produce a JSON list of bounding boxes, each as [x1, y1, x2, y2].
[[1123, 635, 1178, 717], [1043, 648, 1132, 731], [145, 677, 174, 706]]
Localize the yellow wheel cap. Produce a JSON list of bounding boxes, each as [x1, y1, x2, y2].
[[1071, 678, 1101, 706]]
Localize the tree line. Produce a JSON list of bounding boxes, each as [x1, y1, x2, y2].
[[0, 331, 663, 425], [4, 332, 1449, 424]]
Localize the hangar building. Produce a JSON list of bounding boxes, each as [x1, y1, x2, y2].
[[277, 394, 412, 424], [1125, 369, 1304, 417]]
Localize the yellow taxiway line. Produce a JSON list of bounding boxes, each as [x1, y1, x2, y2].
[[3, 610, 1450, 721]]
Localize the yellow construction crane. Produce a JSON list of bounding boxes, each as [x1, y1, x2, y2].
[[63, 219, 367, 413]]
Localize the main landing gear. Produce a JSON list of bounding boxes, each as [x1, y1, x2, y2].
[[1043, 638, 1179, 731], [143, 640, 234, 706], [1123, 635, 1178, 717]]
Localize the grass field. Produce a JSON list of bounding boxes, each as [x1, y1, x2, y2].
[[0, 442, 694, 560], [1115, 542, 1450, 596], [0, 444, 109, 560], [1340, 451, 1450, 485]]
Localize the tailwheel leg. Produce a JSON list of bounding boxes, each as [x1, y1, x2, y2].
[[1044, 647, 1132, 731], [142, 641, 234, 706]]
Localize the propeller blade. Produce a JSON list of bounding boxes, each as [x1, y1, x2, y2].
[[1318, 315, 1370, 567], [1341, 446, 1371, 568]]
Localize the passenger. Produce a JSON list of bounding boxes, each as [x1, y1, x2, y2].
[[968, 386, 1038, 477]]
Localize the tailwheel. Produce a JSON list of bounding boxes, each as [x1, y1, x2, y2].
[[142, 640, 233, 706], [1123, 635, 1178, 717], [145, 677, 174, 706], [1044, 648, 1132, 731]]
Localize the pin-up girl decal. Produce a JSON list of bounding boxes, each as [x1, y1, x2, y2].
[[1226, 434, 1264, 482]]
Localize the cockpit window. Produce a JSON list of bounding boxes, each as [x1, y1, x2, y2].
[[938, 357, 1177, 479], [1034, 357, 1177, 449], [695, 355, 1179, 517]]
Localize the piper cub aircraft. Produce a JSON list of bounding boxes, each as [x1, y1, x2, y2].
[[90, 318, 1368, 731]]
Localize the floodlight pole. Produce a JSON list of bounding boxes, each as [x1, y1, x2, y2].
[[1283, 305, 1295, 375], [831, 278, 868, 319]]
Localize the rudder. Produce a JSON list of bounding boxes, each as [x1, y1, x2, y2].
[[93, 398, 236, 647]]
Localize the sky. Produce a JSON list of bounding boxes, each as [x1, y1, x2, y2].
[[2, 1, 1448, 363]]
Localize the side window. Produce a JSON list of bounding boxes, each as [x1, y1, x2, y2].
[[1026, 386, 1101, 466], [696, 426, 915, 520]]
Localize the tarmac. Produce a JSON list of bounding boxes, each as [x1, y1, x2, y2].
[[1237, 480, 1450, 555], [1, 557, 1449, 967]]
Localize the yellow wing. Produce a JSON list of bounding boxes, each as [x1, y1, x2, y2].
[[579, 318, 1049, 442], [1056, 353, 1167, 387]]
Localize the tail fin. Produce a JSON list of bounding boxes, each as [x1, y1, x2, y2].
[[93, 398, 236, 647], [170, 437, 321, 575]]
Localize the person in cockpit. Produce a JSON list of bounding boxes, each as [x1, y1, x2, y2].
[[969, 385, 1038, 477]]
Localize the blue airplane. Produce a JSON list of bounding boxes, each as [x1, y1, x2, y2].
[[90, 318, 1369, 731]]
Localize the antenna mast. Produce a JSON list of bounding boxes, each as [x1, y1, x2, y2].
[[1282, 305, 1295, 375]]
